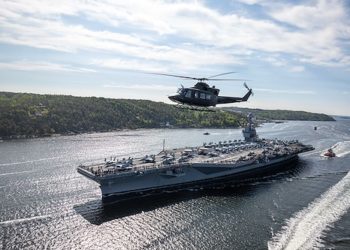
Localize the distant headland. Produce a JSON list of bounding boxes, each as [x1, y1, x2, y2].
[[0, 92, 334, 139], [223, 107, 335, 122]]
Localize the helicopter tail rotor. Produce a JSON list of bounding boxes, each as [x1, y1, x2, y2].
[[243, 82, 249, 90], [244, 82, 254, 96]]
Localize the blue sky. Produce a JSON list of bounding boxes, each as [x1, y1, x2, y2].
[[0, 0, 349, 115]]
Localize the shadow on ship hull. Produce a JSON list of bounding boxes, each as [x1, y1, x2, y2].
[[101, 155, 299, 204], [74, 158, 309, 225]]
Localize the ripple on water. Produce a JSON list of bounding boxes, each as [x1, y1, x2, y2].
[[1, 122, 350, 249], [268, 171, 350, 250]]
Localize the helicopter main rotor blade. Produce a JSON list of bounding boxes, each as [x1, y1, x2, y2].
[[147, 73, 199, 80], [148, 72, 248, 81], [181, 78, 248, 81], [205, 78, 248, 81], [207, 71, 236, 79]]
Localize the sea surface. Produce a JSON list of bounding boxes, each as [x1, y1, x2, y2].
[[0, 120, 350, 249]]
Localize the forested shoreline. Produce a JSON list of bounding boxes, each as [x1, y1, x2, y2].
[[224, 107, 335, 122], [0, 92, 245, 139], [0, 92, 334, 139]]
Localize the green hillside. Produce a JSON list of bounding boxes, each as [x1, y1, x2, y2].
[[224, 107, 335, 121], [0, 92, 245, 138], [0, 92, 335, 139]]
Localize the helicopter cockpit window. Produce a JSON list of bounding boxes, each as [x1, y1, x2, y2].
[[185, 90, 192, 98], [194, 91, 199, 98], [200, 93, 206, 99]]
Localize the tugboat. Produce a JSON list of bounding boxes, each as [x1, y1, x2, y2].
[[324, 148, 336, 157]]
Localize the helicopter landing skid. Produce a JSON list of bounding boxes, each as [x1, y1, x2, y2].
[[175, 104, 216, 112]]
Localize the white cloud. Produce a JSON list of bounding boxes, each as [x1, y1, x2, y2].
[[267, 0, 349, 67], [269, 0, 345, 30], [92, 58, 168, 73], [0, 60, 95, 72], [255, 88, 315, 95], [236, 0, 270, 5], [260, 56, 305, 72], [0, 0, 349, 71], [289, 66, 305, 72], [103, 83, 176, 91], [0, 2, 241, 70], [263, 56, 287, 67]]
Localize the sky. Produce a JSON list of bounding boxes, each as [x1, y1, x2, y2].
[[0, 0, 349, 116]]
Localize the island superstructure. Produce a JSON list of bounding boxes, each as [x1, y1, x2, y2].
[[77, 114, 314, 202]]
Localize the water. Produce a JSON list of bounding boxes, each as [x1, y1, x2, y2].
[[0, 121, 349, 249]]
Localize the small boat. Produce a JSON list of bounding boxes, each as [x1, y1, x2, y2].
[[203, 132, 210, 135], [324, 148, 336, 157], [314, 126, 317, 130]]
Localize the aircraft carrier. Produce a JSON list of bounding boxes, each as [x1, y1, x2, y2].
[[77, 114, 314, 203]]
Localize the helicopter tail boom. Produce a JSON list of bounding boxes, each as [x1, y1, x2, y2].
[[217, 88, 252, 104], [242, 88, 253, 101]]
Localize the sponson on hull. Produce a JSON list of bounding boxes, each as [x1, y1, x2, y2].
[[77, 114, 314, 203]]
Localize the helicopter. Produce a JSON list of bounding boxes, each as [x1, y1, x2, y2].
[[152, 72, 253, 111]]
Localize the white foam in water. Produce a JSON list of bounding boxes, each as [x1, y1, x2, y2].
[[320, 141, 350, 158], [0, 170, 35, 176], [268, 171, 350, 250], [0, 156, 60, 167], [332, 141, 350, 157], [0, 215, 50, 225]]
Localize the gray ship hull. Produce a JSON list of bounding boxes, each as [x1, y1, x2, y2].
[[77, 121, 314, 203], [94, 155, 298, 203]]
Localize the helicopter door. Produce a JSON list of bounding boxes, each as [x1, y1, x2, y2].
[[185, 90, 192, 98]]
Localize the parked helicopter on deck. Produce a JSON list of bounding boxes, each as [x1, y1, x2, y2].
[[152, 72, 253, 111]]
